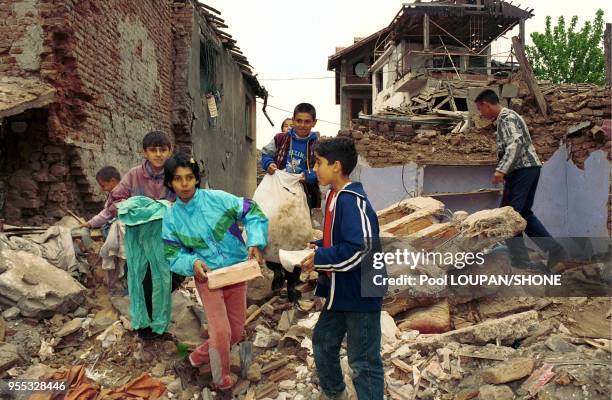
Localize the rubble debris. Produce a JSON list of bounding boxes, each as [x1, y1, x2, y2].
[[2, 306, 20, 320], [0, 247, 86, 318], [55, 317, 85, 338], [397, 299, 450, 333], [545, 335, 577, 352], [519, 363, 555, 397], [459, 206, 526, 239], [478, 384, 514, 400], [481, 357, 535, 384], [412, 310, 539, 352], [377, 197, 445, 226], [0, 343, 20, 373]]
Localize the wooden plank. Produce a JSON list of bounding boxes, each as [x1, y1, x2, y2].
[[511, 36, 548, 116], [207, 259, 262, 289], [260, 358, 289, 374], [423, 14, 430, 50]]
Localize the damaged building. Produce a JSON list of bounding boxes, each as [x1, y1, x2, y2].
[[0, 0, 266, 226], [329, 0, 611, 237]]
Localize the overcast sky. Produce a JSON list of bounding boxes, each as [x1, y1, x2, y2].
[[204, 0, 611, 149]]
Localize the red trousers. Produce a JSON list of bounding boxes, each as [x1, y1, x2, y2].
[[189, 281, 246, 386]]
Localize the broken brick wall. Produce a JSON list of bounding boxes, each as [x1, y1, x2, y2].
[[0, 0, 175, 224], [174, 1, 259, 198], [0, 110, 86, 225]]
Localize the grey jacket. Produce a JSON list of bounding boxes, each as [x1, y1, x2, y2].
[[495, 108, 542, 174]]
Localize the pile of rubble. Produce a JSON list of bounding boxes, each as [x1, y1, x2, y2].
[[340, 79, 611, 169], [0, 198, 610, 400]]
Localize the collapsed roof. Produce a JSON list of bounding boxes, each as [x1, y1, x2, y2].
[[383, 0, 534, 52]]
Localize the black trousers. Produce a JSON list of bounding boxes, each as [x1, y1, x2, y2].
[[501, 167, 562, 262]]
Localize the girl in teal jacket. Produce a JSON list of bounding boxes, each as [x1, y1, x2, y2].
[[161, 153, 268, 391]]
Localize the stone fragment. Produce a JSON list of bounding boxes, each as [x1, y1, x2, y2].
[[481, 357, 535, 384], [413, 311, 539, 352], [279, 380, 296, 390], [479, 384, 514, 400], [380, 311, 399, 345], [544, 335, 576, 352], [253, 326, 281, 348], [55, 318, 84, 338], [398, 300, 450, 333], [0, 247, 86, 318], [2, 307, 20, 320], [0, 343, 20, 373]]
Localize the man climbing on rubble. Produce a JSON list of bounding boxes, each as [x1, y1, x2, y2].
[[475, 89, 566, 271]]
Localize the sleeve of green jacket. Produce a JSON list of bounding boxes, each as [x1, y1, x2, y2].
[[161, 215, 197, 277], [231, 194, 269, 250]]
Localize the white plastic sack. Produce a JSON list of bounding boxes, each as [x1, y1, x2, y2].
[[253, 170, 313, 263]]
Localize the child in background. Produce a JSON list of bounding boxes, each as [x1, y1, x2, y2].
[[81, 166, 126, 294], [280, 117, 293, 133], [302, 138, 384, 400], [162, 153, 268, 390], [261, 104, 321, 301]]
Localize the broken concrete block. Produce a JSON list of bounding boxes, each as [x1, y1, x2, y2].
[[55, 317, 84, 338], [247, 265, 274, 303], [277, 309, 296, 332], [279, 380, 296, 391], [398, 299, 450, 333], [377, 197, 444, 226], [501, 83, 519, 98], [380, 311, 399, 345], [169, 291, 205, 347], [413, 311, 539, 352], [544, 335, 576, 352], [253, 326, 281, 348], [478, 384, 514, 400], [459, 206, 526, 239], [0, 247, 86, 318], [481, 357, 535, 384], [2, 306, 20, 320], [0, 343, 20, 373]]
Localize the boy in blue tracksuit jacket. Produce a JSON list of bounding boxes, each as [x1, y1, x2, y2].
[[302, 138, 384, 400]]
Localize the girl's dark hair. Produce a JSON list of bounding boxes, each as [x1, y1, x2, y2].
[[163, 152, 201, 191]]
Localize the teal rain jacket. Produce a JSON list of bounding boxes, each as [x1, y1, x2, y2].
[[161, 189, 268, 275]]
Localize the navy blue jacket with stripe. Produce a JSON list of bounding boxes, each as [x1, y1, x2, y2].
[[313, 182, 383, 312]]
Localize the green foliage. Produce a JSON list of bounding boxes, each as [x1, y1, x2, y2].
[[526, 9, 605, 85]]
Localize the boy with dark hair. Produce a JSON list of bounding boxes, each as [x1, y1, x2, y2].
[[81, 165, 124, 294], [261, 102, 321, 300], [100, 130, 178, 339], [82, 166, 121, 229], [475, 89, 566, 270], [302, 137, 384, 400]]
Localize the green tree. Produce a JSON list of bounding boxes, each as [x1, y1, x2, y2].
[[526, 9, 605, 85]]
